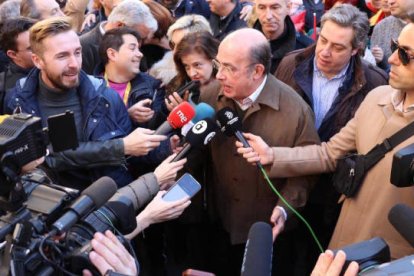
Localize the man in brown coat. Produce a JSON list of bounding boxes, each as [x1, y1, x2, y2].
[[237, 22, 414, 261], [200, 28, 320, 275]]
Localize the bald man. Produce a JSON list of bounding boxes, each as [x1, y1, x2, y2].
[[199, 28, 320, 275], [253, 0, 313, 73]]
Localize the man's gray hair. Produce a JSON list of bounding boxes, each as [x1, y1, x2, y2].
[[0, 0, 21, 21], [166, 14, 212, 41], [321, 3, 369, 50], [108, 0, 158, 33]]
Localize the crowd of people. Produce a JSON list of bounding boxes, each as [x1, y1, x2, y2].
[[0, 0, 414, 275]]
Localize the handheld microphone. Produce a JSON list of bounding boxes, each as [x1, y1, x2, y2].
[[388, 204, 414, 247], [181, 102, 215, 136], [52, 176, 117, 234], [216, 107, 263, 169], [154, 101, 195, 135], [172, 118, 218, 162], [241, 222, 273, 276]]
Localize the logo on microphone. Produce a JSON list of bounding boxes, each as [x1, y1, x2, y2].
[[204, 132, 216, 145], [192, 120, 207, 134], [225, 111, 233, 120], [177, 110, 188, 123]]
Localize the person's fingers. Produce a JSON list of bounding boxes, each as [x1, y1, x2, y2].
[[92, 233, 127, 271], [148, 134, 168, 142], [344, 261, 359, 276], [327, 250, 347, 275], [242, 132, 255, 140], [172, 92, 184, 102], [135, 127, 154, 135], [312, 250, 335, 275], [140, 98, 152, 106], [163, 153, 178, 163], [82, 269, 93, 276], [171, 157, 187, 167], [104, 231, 133, 265], [88, 250, 113, 275]]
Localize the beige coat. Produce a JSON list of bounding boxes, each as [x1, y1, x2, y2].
[[269, 85, 414, 258]]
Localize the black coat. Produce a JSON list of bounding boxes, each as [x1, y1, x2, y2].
[[209, 2, 247, 41], [254, 16, 314, 74]]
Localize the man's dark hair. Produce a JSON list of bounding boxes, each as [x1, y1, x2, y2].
[[99, 27, 142, 66], [0, 16, 35, 52], [249, 41, 271, 75]]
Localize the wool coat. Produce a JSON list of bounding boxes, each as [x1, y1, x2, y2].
[[201, 74, 320, 244], [269, 85, 414, 258]]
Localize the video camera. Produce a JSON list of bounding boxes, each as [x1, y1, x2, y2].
[[0, 112, 127, 275], [0, 112, 160, 275]]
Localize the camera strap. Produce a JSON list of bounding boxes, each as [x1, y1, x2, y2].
[[364, 119, 414, 170]]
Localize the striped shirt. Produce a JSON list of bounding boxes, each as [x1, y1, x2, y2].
[[312, 59, 349, 129]]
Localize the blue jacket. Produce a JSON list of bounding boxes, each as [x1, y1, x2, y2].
[[92, 65, 173, 170], [127, 73, 173, 168], [6, 68, 134, 189]]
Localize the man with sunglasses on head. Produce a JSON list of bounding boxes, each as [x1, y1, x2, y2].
[[237, 22, 414, 262], [274, 4, 388, 273]]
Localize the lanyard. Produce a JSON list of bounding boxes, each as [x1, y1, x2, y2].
[[104, 72, 132, 105]]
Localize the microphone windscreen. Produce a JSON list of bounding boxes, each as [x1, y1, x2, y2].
[[185, 118, 218, 149], [192, 103, 215, 123], [168, 101, 196, 129], [241, 222, 273, 276], [216, 107, 242, 137], [388, 204, 414, 247], [81, 176, 117, 208]]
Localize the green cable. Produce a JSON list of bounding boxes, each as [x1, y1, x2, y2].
[[259, 165, 324, 254]]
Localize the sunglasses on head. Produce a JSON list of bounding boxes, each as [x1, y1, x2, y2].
[[390, 39, 414, 66]]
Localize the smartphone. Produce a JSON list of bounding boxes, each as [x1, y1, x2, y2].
[[47, 111, 79, 152], [162, 173, 201, 201], [176, 80, 200, 97]]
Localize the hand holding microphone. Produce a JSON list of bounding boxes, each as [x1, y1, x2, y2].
[[235, 133, 274, 166], [123, 127, 167, 156], [216, 107, 268, 168], [154, 153, 187, 190], [171, 117, 218, 162]]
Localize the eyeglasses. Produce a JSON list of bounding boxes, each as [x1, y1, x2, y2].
[[391, 39, 414, 66], [212, 59, 255, 76]]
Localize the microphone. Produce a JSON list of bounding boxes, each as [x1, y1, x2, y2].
[[52, 176, 117, 234], [172, 117, 218, 162], [241, 222, 273, 276], [388, 204, 414, 247], [181, 102, 215, 136], [155, 101, 195, 135], [216, 107, 263, 168]]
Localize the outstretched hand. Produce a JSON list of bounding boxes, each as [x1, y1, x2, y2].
[[235, 133, 274, 165], [154, 153, 187, 190]]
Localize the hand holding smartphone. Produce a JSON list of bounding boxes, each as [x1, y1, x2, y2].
[[162, 173, 201, 201]]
